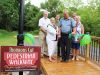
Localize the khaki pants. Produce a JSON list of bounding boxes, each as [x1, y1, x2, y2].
[[39, 31, 48, 56]]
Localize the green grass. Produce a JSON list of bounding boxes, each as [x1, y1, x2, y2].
[[0, 29, 17, 46], [0, 29, 39, 46]]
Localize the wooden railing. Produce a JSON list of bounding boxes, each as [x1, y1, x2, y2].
[[80, 36, 100, 66]]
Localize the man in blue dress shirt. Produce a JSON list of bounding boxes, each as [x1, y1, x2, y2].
[[59, 10, 76, 62]]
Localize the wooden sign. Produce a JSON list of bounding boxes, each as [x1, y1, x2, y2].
[[0, 46, 41, 72]]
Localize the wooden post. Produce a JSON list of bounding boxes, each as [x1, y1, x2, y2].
[[85, 44, 90, 62], [85, 32, 90, 62]]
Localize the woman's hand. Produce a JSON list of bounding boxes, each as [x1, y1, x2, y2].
[[71, 32, 76, 35]]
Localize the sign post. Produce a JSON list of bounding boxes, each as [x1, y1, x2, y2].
[[17, 0, 24, 75], [17, 0, 24, 46], [0, 0, 41, 75]]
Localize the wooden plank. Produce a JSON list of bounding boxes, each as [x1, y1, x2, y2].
[[92, 36, 100, 40], [41, 58, 100, 75], [0, 72, 11, 75]]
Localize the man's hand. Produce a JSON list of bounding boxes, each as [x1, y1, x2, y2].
[[72, 27, 76, 35], [40, 26, 47, 34]]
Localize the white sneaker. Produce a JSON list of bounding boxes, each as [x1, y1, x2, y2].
[[76, 56, 79, 61]]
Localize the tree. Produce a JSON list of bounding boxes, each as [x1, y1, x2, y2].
[[0, 0, 100, 36], [62, 0, 83, 8], [41, 0, 64, 17], [0, 0, 19, 31], [24, 2, 40, 31], [0, 0, 41, 32]]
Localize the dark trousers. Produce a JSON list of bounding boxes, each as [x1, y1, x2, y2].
[[57, 38, 61, 56], [61, 33, 71, 61]]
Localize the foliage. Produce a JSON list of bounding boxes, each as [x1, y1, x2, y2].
[[0, 0, 19, 31], [61, 0, 100, 36], [41, 0, 64, 17], [24, 2, 42, 31], [0, 0, 100, 36], [0, 0, 41, 31]]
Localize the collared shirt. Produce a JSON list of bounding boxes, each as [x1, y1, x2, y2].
[[59, 17, 76, 34], [39, 17, 50, 30]]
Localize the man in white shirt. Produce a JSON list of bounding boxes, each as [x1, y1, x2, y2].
[[39, 10, 50, 56]]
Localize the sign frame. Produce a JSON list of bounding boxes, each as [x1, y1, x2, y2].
[[0, 46, 41, 72]]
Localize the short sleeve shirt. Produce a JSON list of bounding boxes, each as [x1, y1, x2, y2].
[[39, 17, 50, 30], [59, 17, 76, 34]]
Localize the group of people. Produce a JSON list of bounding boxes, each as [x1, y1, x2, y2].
[[38, 10, 84, 62]]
